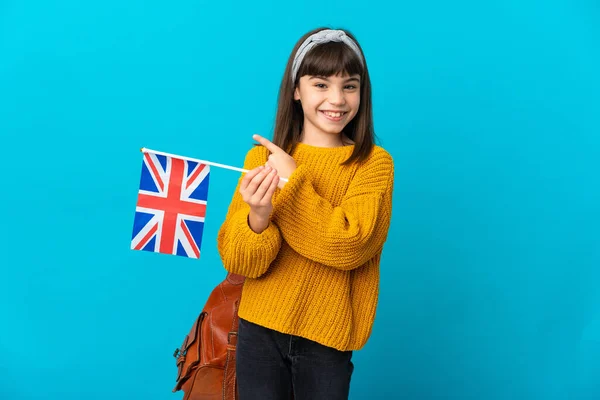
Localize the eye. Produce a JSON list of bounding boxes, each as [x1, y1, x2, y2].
[[345, 85, 358, 90], [314, 83, 327, 89]]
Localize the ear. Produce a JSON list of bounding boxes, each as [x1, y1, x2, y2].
[[294, 87, 300, 101]]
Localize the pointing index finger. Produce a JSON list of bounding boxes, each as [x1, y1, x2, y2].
[[253, 134, 281, 153]]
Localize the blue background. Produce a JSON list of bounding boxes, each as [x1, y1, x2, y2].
[[1, 1, 598, 399]]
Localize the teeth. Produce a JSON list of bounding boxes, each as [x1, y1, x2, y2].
[[323, 111, 344, 118]]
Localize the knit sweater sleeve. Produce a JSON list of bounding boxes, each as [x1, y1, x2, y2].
[[216, 146, 282, 278], [273, 149, 394, 271]]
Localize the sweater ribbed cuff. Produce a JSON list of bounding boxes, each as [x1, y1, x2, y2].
[[274, 164, 314, 219], [224, 208, 282, 278]]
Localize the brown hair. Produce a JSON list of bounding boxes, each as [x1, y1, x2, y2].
[[271, 27, 376, 165]]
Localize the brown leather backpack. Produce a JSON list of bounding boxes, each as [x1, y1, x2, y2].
[[172, 272, 245, 400]]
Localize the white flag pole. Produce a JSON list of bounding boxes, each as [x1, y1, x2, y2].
[[141, 147, 288, 182]]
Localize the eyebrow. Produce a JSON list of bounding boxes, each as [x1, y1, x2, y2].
[[308, 75, 361, 83]]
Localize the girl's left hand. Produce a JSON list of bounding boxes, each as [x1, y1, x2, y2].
[[253, 134, 296, 188]]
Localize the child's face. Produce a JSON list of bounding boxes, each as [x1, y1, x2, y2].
[[294, 73, 361, 138]]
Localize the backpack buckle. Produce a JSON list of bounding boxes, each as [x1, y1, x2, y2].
[[227, 332, 238, 345]]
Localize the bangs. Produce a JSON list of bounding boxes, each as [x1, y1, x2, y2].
[[296, 41, 364, 82]]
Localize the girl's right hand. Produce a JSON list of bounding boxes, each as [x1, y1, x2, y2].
[[239, 165, 280, 233]]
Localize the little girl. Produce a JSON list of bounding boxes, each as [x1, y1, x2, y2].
[[217, 27, 394, 400]]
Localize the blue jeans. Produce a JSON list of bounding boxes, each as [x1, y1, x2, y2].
[[236, 318, 354, 400]]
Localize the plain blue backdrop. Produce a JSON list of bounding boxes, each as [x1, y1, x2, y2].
[[1, 1, 599, 399]]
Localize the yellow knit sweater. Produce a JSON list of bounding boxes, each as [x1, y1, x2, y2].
[[217, 142, 394, 351]]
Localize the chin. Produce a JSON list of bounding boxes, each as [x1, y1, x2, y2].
[[317, 125, 346, 135]]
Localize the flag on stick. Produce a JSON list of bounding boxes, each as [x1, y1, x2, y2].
[[131, 150, 210, 259]]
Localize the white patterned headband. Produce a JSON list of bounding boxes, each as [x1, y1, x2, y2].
[[291, 29, 364, 82]]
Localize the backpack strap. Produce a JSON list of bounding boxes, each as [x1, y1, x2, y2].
[[222, 299, 241, 399]]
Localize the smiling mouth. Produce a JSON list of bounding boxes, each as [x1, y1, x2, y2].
[[320, 110, 347, 119]]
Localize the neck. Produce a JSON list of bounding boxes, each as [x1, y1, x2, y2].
[[300, 128, 346, 148]]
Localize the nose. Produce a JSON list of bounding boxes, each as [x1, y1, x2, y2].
[[328, 87, 346, 106]]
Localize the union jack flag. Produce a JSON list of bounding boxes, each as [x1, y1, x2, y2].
[[131, 151, 210, 258]]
